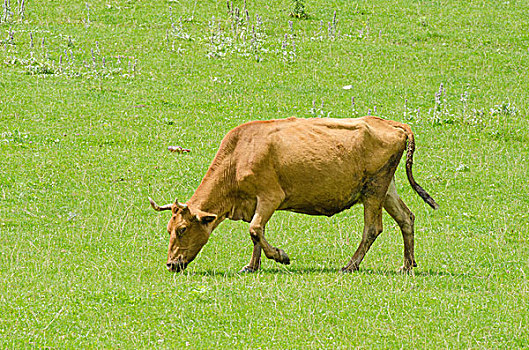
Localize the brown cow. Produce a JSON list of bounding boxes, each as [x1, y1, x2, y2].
[[149, 116, 438, 273]]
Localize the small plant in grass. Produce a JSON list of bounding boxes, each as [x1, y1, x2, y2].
[[170, 20, 193, 41], [309, 100, 331, 117], [205, 16, 231, 59], [310, 11, 341, 41], [289, 0, 308, 19], [460, 91, 469, 121], [470, 101, 518, 129], [310, 20, 325, 41], [280, 33, 297, 63], [423, 84, 521, 130], [351, 96, 359, 117], [328, 11, 338, 40], [1, 28, 15, 48], [249, 16, 266, 62], [430, 83, 456, 125], [403, 99, 414, 121], [165, 17, 193, 54], [1, 30, 139, 79], [1, 0, 26, 23], [459, 91, 483, 127], [356, 19, 371, 40], [84, 2, 91, 27], [204, 6, 267, 61], [490, 101, 518, 119], [24, 53, 56, 75]]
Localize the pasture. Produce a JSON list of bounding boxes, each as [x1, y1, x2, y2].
[[1, 0, 528, 347]]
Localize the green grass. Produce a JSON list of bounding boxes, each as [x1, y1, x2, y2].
[[1, 0, 528, 347]]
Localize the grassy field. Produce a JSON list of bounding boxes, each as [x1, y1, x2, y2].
[[1, 0, 528, 347]]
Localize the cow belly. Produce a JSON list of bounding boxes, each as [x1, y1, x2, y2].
[[280, 194, 361, 216], [278, 176, 364, 217]]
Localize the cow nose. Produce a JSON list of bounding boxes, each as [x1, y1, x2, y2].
[[166, 262, 176, 271], [166, 261, 188, 272]]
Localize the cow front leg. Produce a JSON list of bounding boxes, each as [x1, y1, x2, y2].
[[250, 224, 290, 265], [342, 198, 383, 272], [240, 197, 289, 273], [240, 242, 261, 273]]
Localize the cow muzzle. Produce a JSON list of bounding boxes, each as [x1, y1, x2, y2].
[[166, 260, 188, 272]]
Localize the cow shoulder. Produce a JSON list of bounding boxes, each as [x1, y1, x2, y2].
[[222, 121, 279, 184]]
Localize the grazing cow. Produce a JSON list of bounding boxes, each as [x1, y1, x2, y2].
[[149, 116, 439, 273]]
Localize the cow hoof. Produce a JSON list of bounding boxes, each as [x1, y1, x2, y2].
[[239, 265, 258, 273], [340, 265, 359, 274], [276, 249, 290, 265], [397, 266, 415, 275]]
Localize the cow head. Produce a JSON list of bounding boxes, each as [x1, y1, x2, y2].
[[149, 197, 217, 272]]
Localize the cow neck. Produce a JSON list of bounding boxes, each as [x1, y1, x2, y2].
[[187, 144, 238, 220], [187, 172, 233, 220]]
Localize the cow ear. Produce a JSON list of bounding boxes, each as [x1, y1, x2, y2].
[[196, 213, 217, 225]]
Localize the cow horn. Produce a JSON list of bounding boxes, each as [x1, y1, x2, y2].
[[148, 197, 173, 211], [174, 199, 188, 210]]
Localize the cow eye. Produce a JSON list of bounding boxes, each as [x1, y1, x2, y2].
[[177, 227, 187, 236]]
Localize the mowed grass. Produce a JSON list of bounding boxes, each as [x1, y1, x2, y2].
[[1, 0, 528, 347]]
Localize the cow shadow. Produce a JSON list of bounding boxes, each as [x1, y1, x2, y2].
[[263, 267, 467, 277], [188, 266, 339, 277], [189, 266, 468, 278]]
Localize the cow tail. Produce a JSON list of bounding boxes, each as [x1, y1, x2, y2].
[[400, 124, 440, 210]]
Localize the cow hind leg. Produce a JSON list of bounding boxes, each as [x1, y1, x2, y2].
[[384, 179, 416, 273], [342, 197, 384, 273], [240, 196, 290, 273]]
